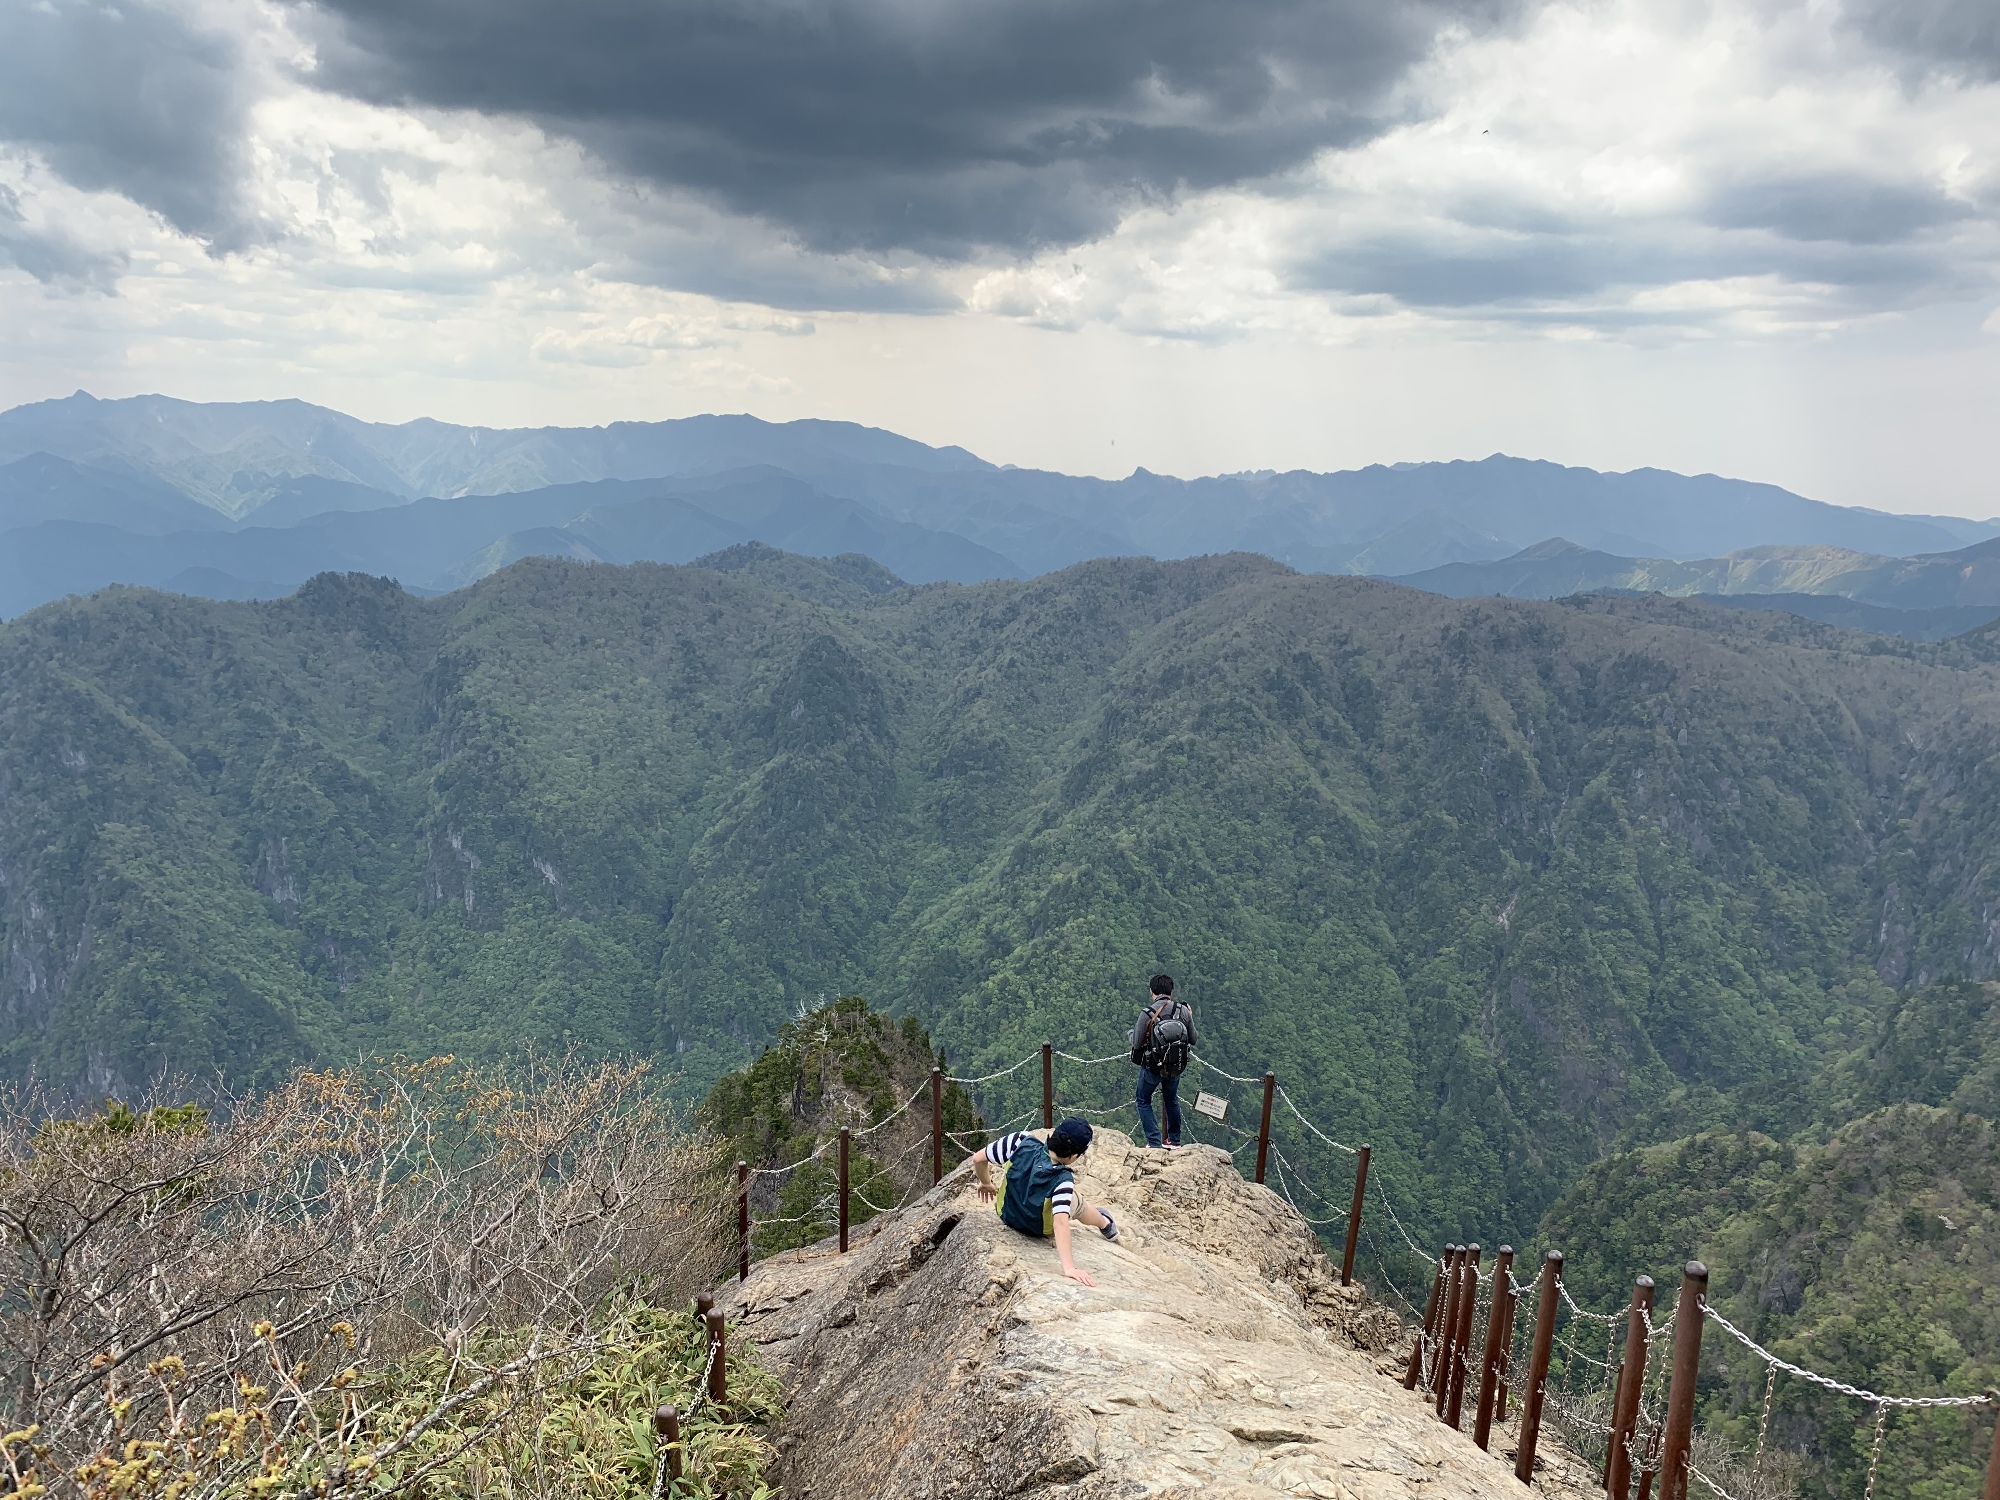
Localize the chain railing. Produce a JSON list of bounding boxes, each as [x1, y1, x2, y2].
[[711, 1039, 2000, 1500], [647, 1302, 732, 1499]]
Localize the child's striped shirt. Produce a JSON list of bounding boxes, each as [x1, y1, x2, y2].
[[983, 1131, 1077, 1218]]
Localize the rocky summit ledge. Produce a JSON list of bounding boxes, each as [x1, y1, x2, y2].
[[725, 1133, 1595, 1500]]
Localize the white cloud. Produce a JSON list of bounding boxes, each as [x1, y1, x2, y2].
[[969, 0, 1999, 343], [0, 0, 1996, 512]]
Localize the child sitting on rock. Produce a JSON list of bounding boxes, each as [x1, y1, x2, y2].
[[973, 1117, 1120, 1287]]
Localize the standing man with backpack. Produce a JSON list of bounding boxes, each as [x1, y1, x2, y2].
[[1130, 974, 1195, 1149]]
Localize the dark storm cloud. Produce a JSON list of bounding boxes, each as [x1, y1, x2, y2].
[[1293, 221, 1978, 314], [297, 0, 1521, 260], [1705, 171, 1973, 245], [1290, 160, 1988, 316], [1844, 0, 2000, 81], [0, 0, 258, 250]]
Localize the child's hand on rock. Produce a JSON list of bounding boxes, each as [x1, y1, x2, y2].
[[1064, 1266, 1097, 1287]]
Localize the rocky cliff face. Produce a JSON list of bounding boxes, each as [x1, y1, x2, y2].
[[726, 1135, 1593, 1499]]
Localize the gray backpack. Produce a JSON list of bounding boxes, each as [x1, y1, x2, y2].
[[1132, 1000, 1193, 1078]]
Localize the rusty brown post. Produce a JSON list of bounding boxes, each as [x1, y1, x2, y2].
[[653, 1404, 683, 1490], [931, 1066, 944, 1186], [735, 1161, 749, 1281], [1606, 1276, 1656, 1499], [1495, 1261, 1522, 1424], [838, 1126, 851, 1253], [1446, 1243, 1482, 1428], [1434, 1246, 1466, 1414], [1255, 1072, 1275, 1184], [1340, 1145, 1370, 1286], [694, 1290, 713, 1329], [1042, 1042, 1054, 1129], [1984, 1395, 2000, 1500], [1473, 1245, 1515, 1450], [1405, 1249, 1450, 1390], [1515, 1250, 1564, 1485], [705, 1306, 728, 1410], [1658, 1263, 1708, 1500]]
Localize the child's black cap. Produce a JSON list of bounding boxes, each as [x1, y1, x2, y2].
[[1049, 1118, 1093, 1157]]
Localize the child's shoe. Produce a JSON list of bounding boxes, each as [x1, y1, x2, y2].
[[1099, 1211, 1121, 1242]]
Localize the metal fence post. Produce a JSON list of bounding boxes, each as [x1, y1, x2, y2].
[[1255, 1072, 1275, 1184], [653, 1404, 683, 1490], [1406, 1249, 1450, 1390], [1607, 1276, 1656, 1499], [931, 1066, 944, 1186], [1446, 1243, 1482, 1429], [1435, 1245, 1466, 1414], [838, 1126, 851, 1253], [1984, 1396, 2000, 1500], [736, 1160, 749, 1281], [1340, 1145, 1370, 1286], [705, 1306, 728, 1411], [695, 1291, 713, 1329], [1041, 1042, 1054, 1128], [1474, 1245, 1514, 1450], [1515, 1250, 1564, 1485], [1658, 1263, 1708, 1500]]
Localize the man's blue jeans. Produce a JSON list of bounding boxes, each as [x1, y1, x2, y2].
[[1136, 1065, 1183, 1147]]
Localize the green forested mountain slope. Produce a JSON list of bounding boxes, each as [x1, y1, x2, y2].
[[1539, 1101, 2000, 1500], [10, 554, 2000, 1255], [1535, 981, 2000, 1500]]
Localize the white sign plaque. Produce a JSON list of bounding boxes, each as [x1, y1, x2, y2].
[[1194, 1091, 1229, 1121]]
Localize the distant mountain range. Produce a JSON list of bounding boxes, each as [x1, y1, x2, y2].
[[1391, 536, 2000, 640], [3, 390, 1997, 629]]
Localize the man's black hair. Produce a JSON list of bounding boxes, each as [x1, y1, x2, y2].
[[1150, 973, 1174, 997]]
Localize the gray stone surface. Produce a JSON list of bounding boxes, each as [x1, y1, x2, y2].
[[726, 1134, 1595, 1500]]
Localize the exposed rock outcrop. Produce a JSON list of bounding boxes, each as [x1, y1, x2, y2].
[[726, 1134, 1594, 1499]]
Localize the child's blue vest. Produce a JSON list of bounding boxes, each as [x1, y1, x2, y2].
[[997, 1135, 1072, 1238]]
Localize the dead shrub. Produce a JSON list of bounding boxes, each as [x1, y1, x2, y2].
[[0, 1055, 737, 1497]]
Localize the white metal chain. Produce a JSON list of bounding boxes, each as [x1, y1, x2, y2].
[[745, 1077, 931, 1177], [1702, 1301, 1996, 1408], [1276, 1085, 1359, 1155], [1560, 1279, 1623, 1324], [945, 1051, 1041, 1085], [1191, 1053, 1265, 1086], [1055, 1099, 1138, 1118], [1689, 1461, 1747, 1500], [1750, 1360, 1778, 1483], [1363, 1221, 1427, 1322], [651, 1336, 723, 1497], [682, 1336, 721, 1422], [1370, 1172, 1437, 1264], [1864, 1403, 1890, 1500], [1270, 1147, 1349, 1227]]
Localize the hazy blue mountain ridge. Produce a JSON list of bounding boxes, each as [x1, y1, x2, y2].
[[0, 391, 993, 515], [1684, 593, 2000, 641], [0, 471, 1019, 615], [1394, 536, 2000, 638], [0, 453, 227, 534], [5, 392, 1998, 632]]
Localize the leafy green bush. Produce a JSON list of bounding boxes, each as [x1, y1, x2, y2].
[[340, 1300, 782, 1500]]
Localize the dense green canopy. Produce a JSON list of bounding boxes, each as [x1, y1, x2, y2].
[[9, 550, 2000, 1494]]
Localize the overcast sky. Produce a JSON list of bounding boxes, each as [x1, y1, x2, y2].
[[1, 0, 1995, 513]]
